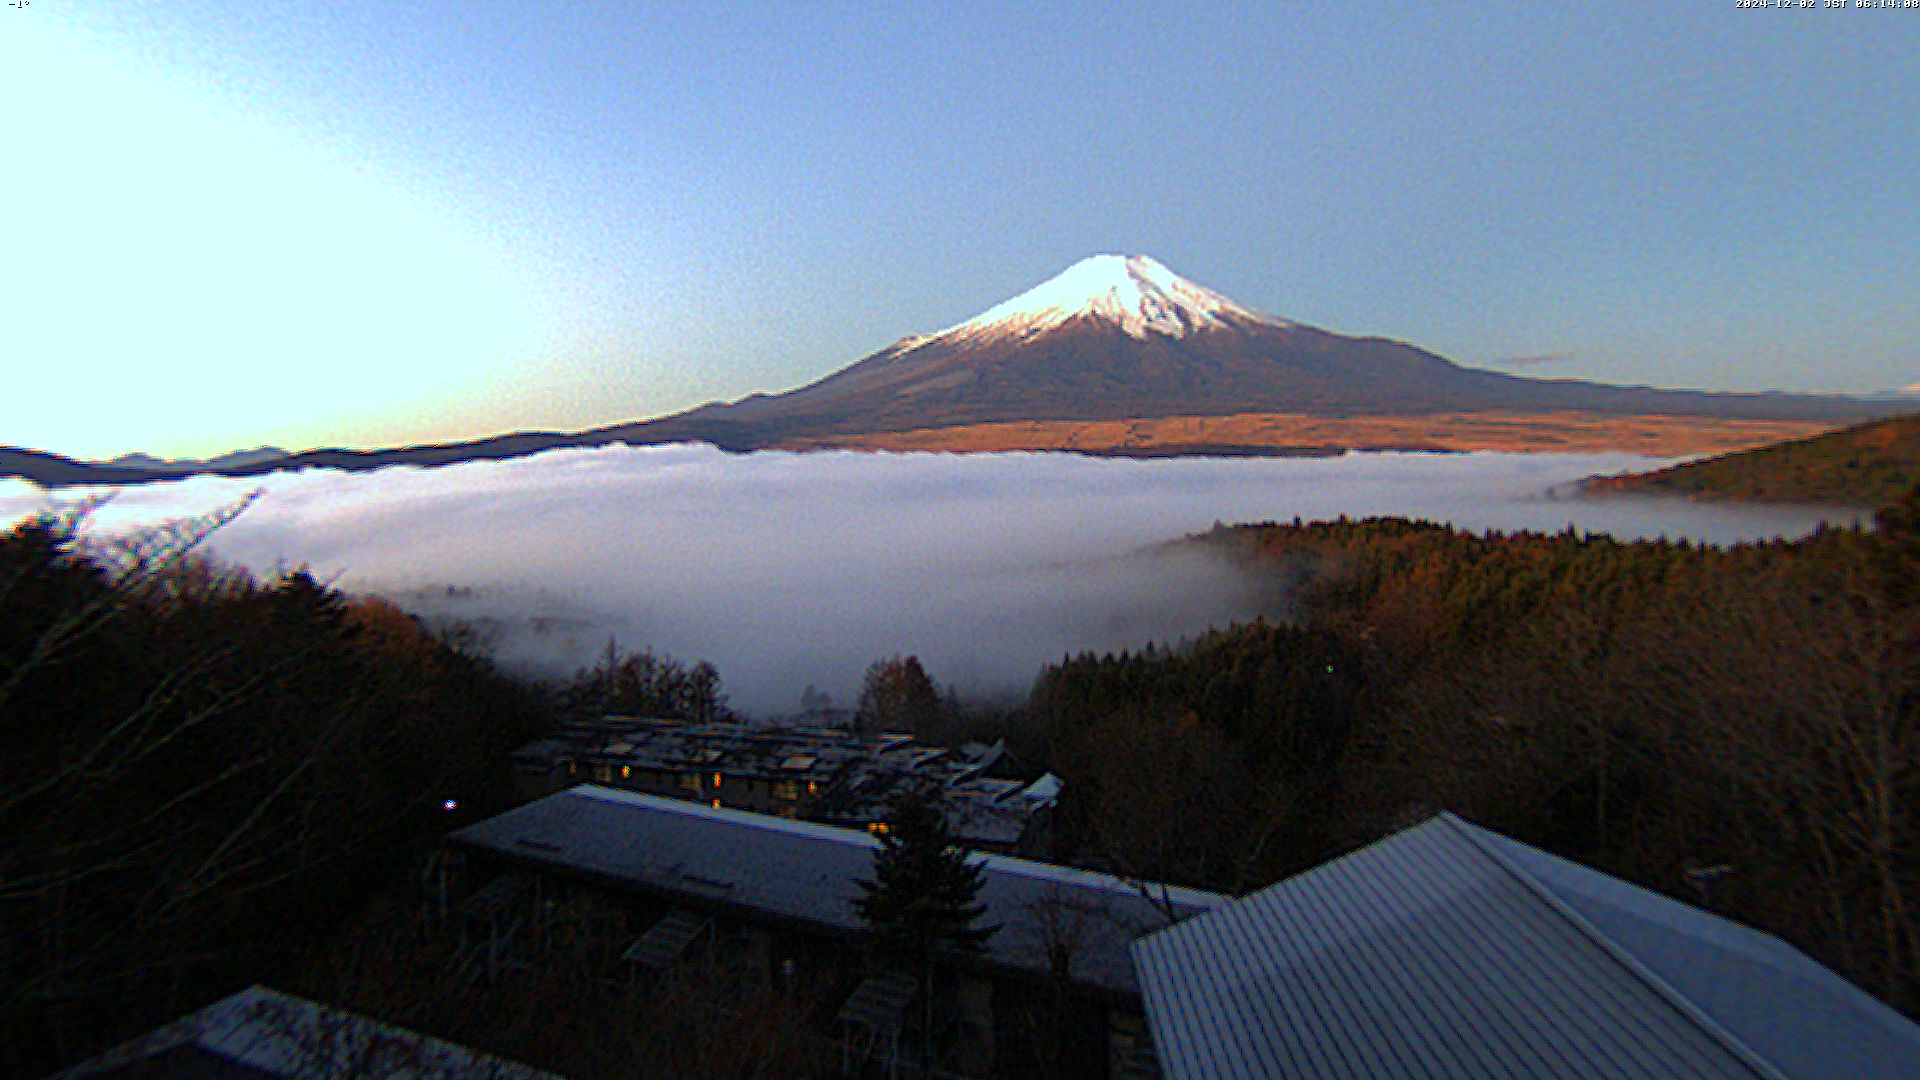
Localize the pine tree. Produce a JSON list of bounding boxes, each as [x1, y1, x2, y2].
[[269, 569, 354, 639], [854, 790, 995, 1071]]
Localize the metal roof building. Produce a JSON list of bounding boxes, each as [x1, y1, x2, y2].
[[450, 784, 1228, 995], [1131, 812, 1920, 1080], [47, 985, 561, 1080]]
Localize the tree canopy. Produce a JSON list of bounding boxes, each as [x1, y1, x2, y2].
[[0, 507, 546, 1075], [854, 791, 995, 964], [855, 654, 945, 738], [1031, 510, 1920, 1013], [564, 641, 732, 723]]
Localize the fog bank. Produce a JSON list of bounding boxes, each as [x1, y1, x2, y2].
[[0, 445, 1850, 713]]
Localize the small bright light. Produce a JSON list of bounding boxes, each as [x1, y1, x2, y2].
[[442, 799, 459, 812]]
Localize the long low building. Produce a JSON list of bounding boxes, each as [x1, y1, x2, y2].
[[452, 784, 1224, 994], [447, 791, 1920, 1079], [60, 803, 1913, 1080], [511, 717, 1057, 853], [448, 784, 1227, 1077]]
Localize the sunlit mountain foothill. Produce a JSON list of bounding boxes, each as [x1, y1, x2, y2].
[[5, 6, 1919, 1080]]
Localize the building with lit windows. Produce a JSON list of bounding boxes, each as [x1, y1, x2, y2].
[[510, 717, 1056, 854]]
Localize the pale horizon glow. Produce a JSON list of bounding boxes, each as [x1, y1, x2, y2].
[[2, 22, 554, 461]]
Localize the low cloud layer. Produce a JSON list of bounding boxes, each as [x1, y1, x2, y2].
[[0, 445, 1850, 714]]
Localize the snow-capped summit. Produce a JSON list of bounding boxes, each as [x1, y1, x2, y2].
[[592, 253, 1901, 460], [904, 254, 1289, 350]]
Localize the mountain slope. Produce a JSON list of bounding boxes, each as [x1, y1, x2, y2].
[[619, 254, 1891, 447], [1582, 412, 1920, 507], [4, 255, 1904, 487], [0, 448, 174, 487]]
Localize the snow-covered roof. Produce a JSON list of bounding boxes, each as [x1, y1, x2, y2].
[[1132, 812, 1920, 1080], [1019, 772, 1063, 805], [49, 985, 560, 1080]]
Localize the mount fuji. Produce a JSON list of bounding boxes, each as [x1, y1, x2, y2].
[[5, 254, 1904, 486], [624, 254, 1890, 455]]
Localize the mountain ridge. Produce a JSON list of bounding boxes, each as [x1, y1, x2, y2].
[[1582, 412, 1920, 507], [5, 254, 1906, 487], [106, 447, 291, 473], [621, 254, 1892, 444]]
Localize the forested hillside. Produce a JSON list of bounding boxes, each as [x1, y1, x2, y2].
[[1033, 491, 1920, 1015], [1583, 411, 1920, 506], [0, 505, 547, 1076], [12, 485, 1919, 1074]]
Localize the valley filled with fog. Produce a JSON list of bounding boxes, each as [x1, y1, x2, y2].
[[0, 445, 1852, 713]]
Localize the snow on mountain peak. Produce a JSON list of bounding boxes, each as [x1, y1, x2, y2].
[[906, 254, 1290, 350]]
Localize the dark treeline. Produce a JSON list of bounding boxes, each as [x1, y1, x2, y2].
[[1030, 492, 1920, 1015], [0, 505, 547, 1075], [562, 639, 733, 723], [1032, 622, 1361, 891]]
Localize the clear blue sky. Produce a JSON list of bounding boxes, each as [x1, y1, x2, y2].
[[5, 2, 1917, 459]]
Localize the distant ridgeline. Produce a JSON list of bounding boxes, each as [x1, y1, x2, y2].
[[1582, 411, 1920, 507]]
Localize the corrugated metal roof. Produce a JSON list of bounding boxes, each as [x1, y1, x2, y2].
[[1459, 820, 1920, 1080], [1133, 813, 1920, 1080], [452, 785, 1228, 995]]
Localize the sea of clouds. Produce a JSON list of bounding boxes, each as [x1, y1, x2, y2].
[[0, 444, 1853, 714]]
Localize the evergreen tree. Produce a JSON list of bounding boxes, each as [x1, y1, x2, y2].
[[854, 790, 995, 1071], [268, 568, 355, 639]]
